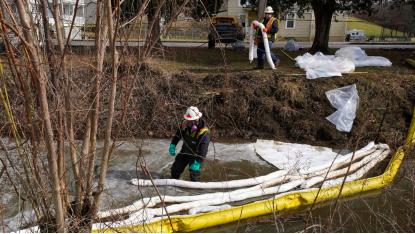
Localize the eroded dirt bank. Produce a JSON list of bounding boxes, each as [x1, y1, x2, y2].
[[1, 49, 414, 150], [106, 64, 414, 150]]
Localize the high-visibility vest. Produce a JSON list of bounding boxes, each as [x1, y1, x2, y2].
[[255, 17, 278, 44]]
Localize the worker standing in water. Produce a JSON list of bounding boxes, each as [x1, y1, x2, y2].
[[253, 6, 280, 69], [168, 106, 210, 181]]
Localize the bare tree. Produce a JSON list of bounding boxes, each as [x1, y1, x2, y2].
[[0, 0, 191, 231], [13, 0, 65, 231], [258, 0, 268, 19]]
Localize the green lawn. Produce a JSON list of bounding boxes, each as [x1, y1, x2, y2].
[[347, 17, 405, 37]]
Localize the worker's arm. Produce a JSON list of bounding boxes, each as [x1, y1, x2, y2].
[[169, 128, 183, 156], [268, 19, 278, 35], [171, 128, 183, 145], [197, 132, 210, 158]]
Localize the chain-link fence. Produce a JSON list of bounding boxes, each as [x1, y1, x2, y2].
[[81, 21, 210, 41], [77, 19, 415, 42]]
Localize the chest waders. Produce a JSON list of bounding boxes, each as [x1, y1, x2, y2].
[[171, 127, 209, 181]]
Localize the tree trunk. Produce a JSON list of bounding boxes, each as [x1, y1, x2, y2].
[[92, 0, 120, 216], [51, 0, 83, 217], [0, 2, 53, 221], [14, 0, 65, 231], [85, 0, 108, 200], [257, 0, 267, 19], [310, 0, 335, 54], [147, 1, 163, 47], [47, 0, 69, 217]]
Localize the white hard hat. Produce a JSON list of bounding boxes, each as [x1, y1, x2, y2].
[[264, 6, 274, 13], [184, 106, 202, 120]]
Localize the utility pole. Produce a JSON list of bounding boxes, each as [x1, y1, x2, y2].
[[258, 0, 267, 19], [214, 0, 218, 14]]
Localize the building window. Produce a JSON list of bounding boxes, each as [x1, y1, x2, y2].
[[63, 3, 73, 16], [285, 12, 295, 29], [239, 0, 252, 7], [76, 6, 84, 17]]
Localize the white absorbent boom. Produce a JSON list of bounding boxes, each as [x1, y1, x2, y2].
[[249, 20, 276, 70]]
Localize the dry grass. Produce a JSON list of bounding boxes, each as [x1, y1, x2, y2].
[[279, 81, 304, 104]]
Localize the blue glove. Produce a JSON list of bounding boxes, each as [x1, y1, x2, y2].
[[169, 144, 176, 157], [189, 160, 201, 171]]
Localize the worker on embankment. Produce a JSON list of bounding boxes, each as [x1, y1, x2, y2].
[[168, 106, 210, 181], [253, 6, 280, 69]]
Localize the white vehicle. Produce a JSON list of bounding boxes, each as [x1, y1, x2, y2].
[[346, 29, 365, 41]]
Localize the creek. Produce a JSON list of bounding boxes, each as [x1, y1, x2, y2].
[[2, 139, 414, 232]]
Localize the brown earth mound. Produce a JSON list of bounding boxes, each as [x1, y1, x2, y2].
[[1, 54, 414, 150], [109, 65, 414, 150]]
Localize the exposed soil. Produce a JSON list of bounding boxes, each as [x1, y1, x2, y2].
[[115, 66, 415, 150], [1, 48, 414, 151]]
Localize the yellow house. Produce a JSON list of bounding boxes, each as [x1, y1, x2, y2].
[[217, 0, 348, 42]]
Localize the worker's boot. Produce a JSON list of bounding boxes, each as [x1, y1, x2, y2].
[[254, 61, 264, 70]]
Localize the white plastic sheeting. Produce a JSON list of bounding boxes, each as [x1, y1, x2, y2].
[[254, 140, 341, 172], [295, 46, 392, 79], [325, 84, 359, 132], [253, 140, 382, 176], [335, 46, 392, 67], [295, 52, 355, 79]]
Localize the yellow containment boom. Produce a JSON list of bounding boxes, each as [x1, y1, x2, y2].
[[95, 108, 415, 233]]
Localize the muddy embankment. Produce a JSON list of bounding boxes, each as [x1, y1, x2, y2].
[[1, 61, 414, 150]]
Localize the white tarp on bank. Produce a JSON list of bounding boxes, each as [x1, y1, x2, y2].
[[335, 46, 392, 67], [295, 46, 392, 79], [253, 140, 381, 176], [295, 52, 355, 79], [254, 140, 339, 172]]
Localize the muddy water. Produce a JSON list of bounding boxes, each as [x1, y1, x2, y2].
[[201, 159, 415, 233], [100, 139, 276, 211], [2, 139, 414, 232], [2, 139, 275, 231]]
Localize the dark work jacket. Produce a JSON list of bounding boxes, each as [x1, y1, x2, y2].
[[257, 17, 279, 43], [171, 119, 210, 158]]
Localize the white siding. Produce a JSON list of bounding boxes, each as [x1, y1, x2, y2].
[[218, 0, 348, 42]]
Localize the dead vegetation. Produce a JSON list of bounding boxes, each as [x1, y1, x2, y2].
[[0, 1, 414, 230], [2, 48, 414, 149]]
